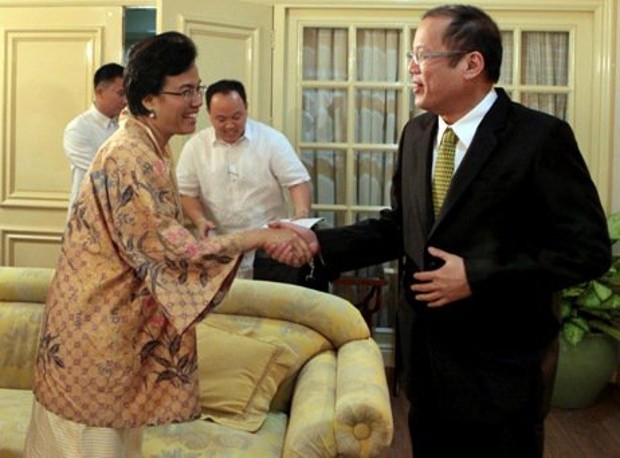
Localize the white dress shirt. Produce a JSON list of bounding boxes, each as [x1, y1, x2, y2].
[[64, 105, 118, 211], [177, 118, 310, 277], [434, 89, 498, 174]]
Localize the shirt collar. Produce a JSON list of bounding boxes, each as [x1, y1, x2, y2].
[[90, 104, 118, 130], [437, 89, 497, 149]]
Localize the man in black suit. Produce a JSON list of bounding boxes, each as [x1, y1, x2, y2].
[[269, 4, 611, 457]]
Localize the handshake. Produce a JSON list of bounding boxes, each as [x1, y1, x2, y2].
[[193, 218, 321, 268], [262, 221, 320, 267]]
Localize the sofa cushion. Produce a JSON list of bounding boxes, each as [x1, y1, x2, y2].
[[197, 323, 298, 432], [143, 411, 288, 458], [0, 388, 288, 458], [202, 313, 333, 413], [0, 388, 35, 456]]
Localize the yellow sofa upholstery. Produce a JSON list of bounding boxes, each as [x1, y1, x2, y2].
[[0, 266, 393, 457]]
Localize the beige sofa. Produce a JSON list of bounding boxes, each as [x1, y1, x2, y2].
[[0, 266, 393, 457]]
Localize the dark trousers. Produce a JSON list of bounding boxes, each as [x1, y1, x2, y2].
[[399, 307, 557, 458], [409, 408, 545, 458]]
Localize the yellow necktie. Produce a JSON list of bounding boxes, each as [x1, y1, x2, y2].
[[432, 128, 457, 217]]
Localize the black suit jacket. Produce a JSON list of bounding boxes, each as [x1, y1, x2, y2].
[[317, 88, 610, 355]]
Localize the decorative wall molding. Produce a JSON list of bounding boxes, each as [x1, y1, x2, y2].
[[2, 27, 103, 209], [1, 228, 62, 267]]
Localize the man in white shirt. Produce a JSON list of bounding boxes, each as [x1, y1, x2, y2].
[[177, 79, 315, 284], [64, 63, 126, 212]]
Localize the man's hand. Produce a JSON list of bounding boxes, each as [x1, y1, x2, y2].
[[411, 246, 472, 307], [259, 226, 314, 267], [265, 221, 319, 266]]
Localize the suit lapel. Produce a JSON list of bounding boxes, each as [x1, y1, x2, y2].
[[399, 115, 436, 267], [432, 89, 511, 229], [412, 118, 436, 235]]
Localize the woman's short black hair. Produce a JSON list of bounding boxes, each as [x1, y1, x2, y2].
[[124, 31, 198, 116]]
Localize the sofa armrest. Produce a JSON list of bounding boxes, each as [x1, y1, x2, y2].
[[216, 280, 370, 348], [284, 339, 393, 458], [283, 351, 338, 458], [0, 267, 54, 303], [335, 338, 393, 457]]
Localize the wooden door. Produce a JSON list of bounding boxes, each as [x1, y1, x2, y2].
[[157, 0, 273, 157], [0, 5, 123, 267]]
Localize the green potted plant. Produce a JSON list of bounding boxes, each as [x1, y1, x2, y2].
[[551, 211, 620, 408]]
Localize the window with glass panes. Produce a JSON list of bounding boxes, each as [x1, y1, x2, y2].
[[281, 5, 612, 330], [299, 25, 574, 227], [299, 26, 415, 227]]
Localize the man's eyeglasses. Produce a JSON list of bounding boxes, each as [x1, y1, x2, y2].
[[406, 50, 469, 66], [160, 85, 206, 101]]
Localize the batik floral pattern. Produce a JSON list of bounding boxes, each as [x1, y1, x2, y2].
[[33, 115, 240, 428]]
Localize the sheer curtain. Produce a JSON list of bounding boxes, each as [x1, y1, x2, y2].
[[302, 28, 348, 224], [521, 32, 568, 119], [302, 27, 399, 225], [301, 27, 570, 222], [499, 31, 514, 86], [302, 27, 400, 319], [356, 29, 399, 209]]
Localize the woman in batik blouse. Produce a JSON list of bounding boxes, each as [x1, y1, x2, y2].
[[24, 32, 311, 458]]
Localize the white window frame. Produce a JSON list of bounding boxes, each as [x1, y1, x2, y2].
[[272, 1, 616, 214]]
